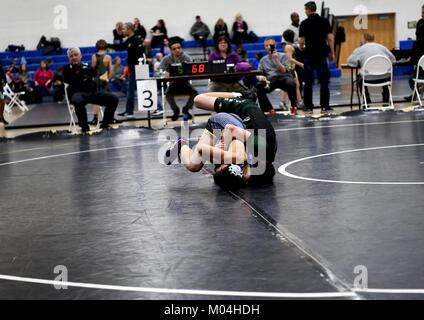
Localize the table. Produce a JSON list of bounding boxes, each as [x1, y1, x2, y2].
[[341, 64, 362, 110], [138, 70, 262, 83]]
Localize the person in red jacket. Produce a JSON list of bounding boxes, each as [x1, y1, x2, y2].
[[33, 60, 54, 103]]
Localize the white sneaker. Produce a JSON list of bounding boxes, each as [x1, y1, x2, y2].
[[151, 110, 164, 116]]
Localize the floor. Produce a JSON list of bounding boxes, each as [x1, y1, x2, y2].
[[1, 75, 424, 300]]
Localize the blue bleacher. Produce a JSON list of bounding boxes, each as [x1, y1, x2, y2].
[[0, 34, 345, 77]]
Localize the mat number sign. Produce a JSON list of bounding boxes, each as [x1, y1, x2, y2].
[[137, 80, 157, 112]]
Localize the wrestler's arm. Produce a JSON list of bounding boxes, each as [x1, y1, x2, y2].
[[194, 92, 240, 111]]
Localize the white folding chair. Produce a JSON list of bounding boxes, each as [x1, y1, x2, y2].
[[3, 83, 29, 113], [64, 83, 104, 133], [411, 54, 424, 107], [64, 83, 78, 134], [361, 55, 394, 110]]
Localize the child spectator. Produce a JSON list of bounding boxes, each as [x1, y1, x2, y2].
[[50, 66, 65, 103]]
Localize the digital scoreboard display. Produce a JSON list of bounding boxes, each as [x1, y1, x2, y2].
[[183, 62, 212, 75], [169, 60, 228, 76]]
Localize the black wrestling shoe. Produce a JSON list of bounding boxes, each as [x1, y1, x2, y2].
[[171, 112, 180, 121], [100, 123, 111, 129], [163, 137, 188, 165], [90, 115, 98, 125], [182, 107, 193, 121], [81, 126, 90, 134]]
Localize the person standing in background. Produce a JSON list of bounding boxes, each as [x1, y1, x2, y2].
[[134, 18, 147, 40], [108, 22, 145, 118], [298, 1, 335, 114], [284, 12, 300, 44]]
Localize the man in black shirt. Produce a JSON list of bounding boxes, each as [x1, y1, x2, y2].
[[109, 22, 145, 118], [63, 48, 118, 133], [299, 1, 335, 114], [0, 62, 7, 125]]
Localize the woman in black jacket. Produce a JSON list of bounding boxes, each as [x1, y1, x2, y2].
[[231, 13, 249, 46]]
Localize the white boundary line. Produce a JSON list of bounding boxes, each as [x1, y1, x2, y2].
[[354, 288, 424, 294], [274, 119, 424, 132], [0, 274, 356, 298], [1, 274, 423, 297], [279, 143, 424, 185], [0, 141, 160, 167]]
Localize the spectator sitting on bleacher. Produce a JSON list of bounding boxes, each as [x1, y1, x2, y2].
[[161, 38, 171, 56], [50, 66, 65, 103], [6, 58, 19, 75], [134, 18, 147, 40], [213, 18, 230, 45], [236, 45, 248, 62], [113, 22, 125, 45], [142, 38, 154, 67], [150, 19, 168, 49], [153, 52, 164, 76], [91, 39, 113, 125], [251, 52, 264, 70], [208, 36, 246, 92], [231, 13, 249, 46], [64, 47, 118, 133], [256, 38, 298, 115], [110, 56, 127, 95], [159, 36, 198, 121], [12, 63, 36, 104], [33, 60, 54, 103], [190, 15, 211, 58], [0, 61, 7, 125]]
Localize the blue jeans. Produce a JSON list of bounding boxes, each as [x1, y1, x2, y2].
[[125, 72, 136, 114]]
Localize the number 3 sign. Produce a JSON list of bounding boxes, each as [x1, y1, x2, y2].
[[136, 64, 157, 112], [137, 79, 157, 111]]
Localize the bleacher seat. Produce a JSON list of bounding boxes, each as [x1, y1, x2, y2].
[[0, 35, 345, 77]]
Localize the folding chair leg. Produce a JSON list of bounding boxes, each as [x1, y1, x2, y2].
[[362, 89, 368, 110], [411, 84, 417, 106], [417, 86, 423, 107], [388, 85, 395, 109], [96, 107, 104, 129]]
